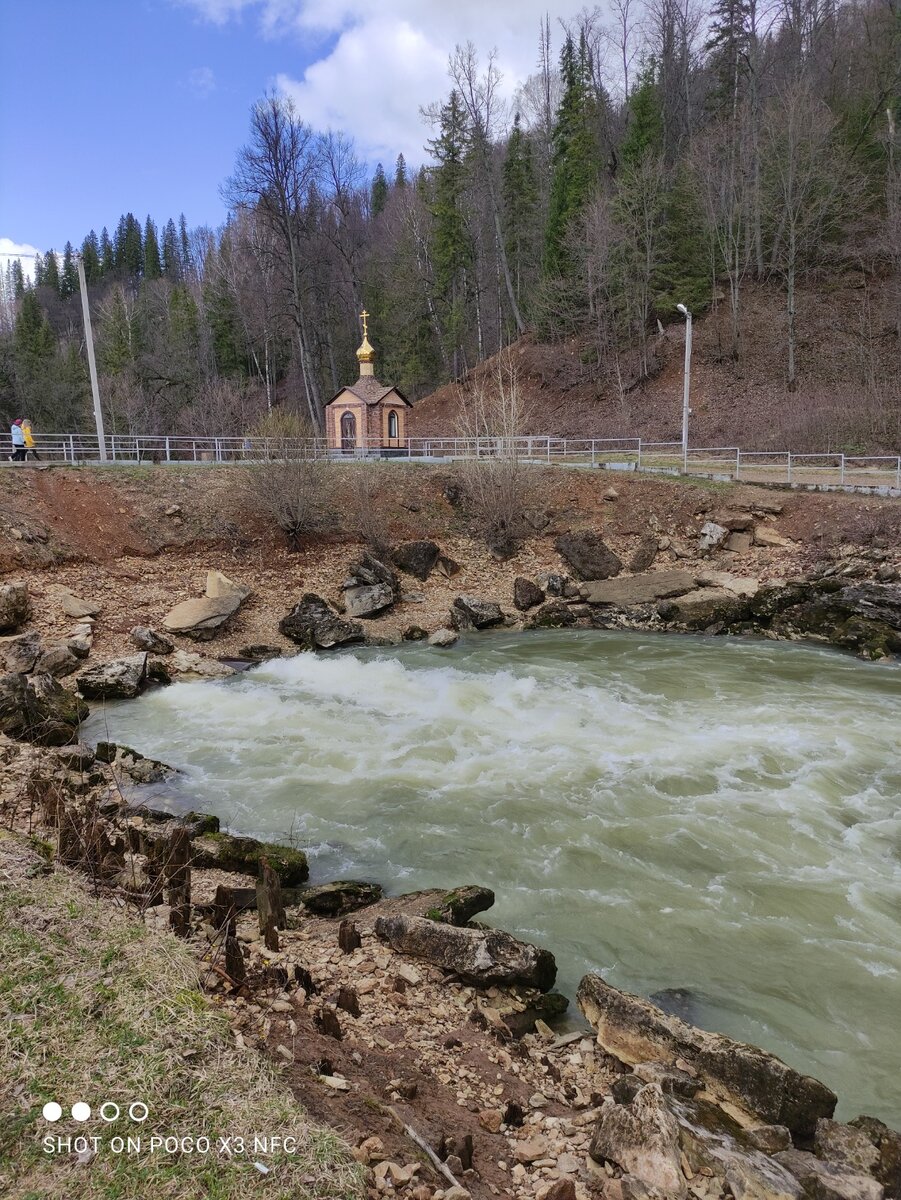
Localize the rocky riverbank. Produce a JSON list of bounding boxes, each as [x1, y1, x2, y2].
[[2, 467, 901, 1198], [2, 729, 900, 1200]]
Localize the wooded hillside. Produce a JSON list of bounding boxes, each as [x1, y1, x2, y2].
[[1, 0, 899, 448]]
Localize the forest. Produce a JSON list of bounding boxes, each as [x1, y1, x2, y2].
[[0, 0, 899, 442]]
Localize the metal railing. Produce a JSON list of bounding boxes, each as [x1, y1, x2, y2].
[[4, 432, 901, 491]]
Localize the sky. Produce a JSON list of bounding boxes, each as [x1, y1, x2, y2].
[[0, 0, 585, 273]]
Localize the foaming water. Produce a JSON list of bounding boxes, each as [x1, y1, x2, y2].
[[85, 630, 901, 1122]]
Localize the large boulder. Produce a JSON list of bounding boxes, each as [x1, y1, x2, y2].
[[342, 554, 398, 618], [450, 595, 504, 630], [699, 522, 730, 554], [814, 1120, 881, 1177], [774, 1150, 884, 1200], [279, 594, 364, 650], [523, 601, 578, 629], [77, 654, 148, 700], [849, 1117, 901, 1196], [0, 582, 31, 632], [163, 570, 250, 641], [581, 570, 697, 606], [657, 588, 752, 629], [555, 532, 623, 581], [577, 973, 836, 1139], [630, 537, 659, 574], [513, 578, 545, 611], [770, 583, 901, 659], [34, 644, 80, 679], [374, 913, 557, 991], [393, 541, 441, 581], [0, 671, 89, 745], [191, 831, 308, 885], [589, 1086, 687, 1198], [130, 626, 174, 654], [60, 591, 102, 619], [0, 631, 42, 673]]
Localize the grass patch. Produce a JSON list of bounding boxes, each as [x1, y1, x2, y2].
[[0, 833, 365, 1200]]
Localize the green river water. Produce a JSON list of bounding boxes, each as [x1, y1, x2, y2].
[[84, 630, 901, 1124]]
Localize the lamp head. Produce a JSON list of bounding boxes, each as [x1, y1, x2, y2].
[[676, 303, 689, 316]]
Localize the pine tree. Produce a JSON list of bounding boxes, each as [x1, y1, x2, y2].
[[115, 214, 143, 276], [98, 288, 137, 374], [652, 166, 709, 313], [100, 227, 115, 275], [394, 153, 408, 188], [502, 113, 538, 305], [371, 163, 389, 216], [60, 242, 78, 299], [705, 0, 752, 118], [427, 90, 472, 373], [33, 254, 45, 288], [81, 232, 102, 284], [545, 34, 603, 276], [42, 249, 60, 295], [620, 63, 665, 168], [144, 216, 162, 280], [178, 214, 193, 277], [14, 290, 56, 364], [162, 218, 181, 278], [11, 260, 25, 298]]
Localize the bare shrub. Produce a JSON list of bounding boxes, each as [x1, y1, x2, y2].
[[243, 411, 334, 549], [341, 462, 395, 559], [455, 352, 534, 557]]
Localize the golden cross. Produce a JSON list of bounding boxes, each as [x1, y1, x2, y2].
[[360, 309, 370, 338]]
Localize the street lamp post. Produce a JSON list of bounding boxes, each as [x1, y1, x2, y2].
[[75, 254, 107, 462], [677, 303, 692, 472]]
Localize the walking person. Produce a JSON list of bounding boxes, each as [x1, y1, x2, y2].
[[21, 418, 39, 460], [9, 419, 26, 461]]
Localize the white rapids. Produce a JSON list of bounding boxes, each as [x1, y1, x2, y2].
[[85, 629, 901, 1123]]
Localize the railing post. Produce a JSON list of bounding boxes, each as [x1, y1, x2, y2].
[[68, 434, 75, 463], [637, 439, 642, 470], [896, 457, 900, 491], [165, 436, 171, 462], [735, 448, 741, 480], [215, 437, 222, 462], [591, 440, 596, 468], [787, 452, 792, 484]]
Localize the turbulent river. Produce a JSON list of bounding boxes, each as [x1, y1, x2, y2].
[[84, 630, 901, 1124]]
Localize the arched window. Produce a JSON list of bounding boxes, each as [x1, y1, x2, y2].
[[388, 410, 398, 439], [340, 410, 356, 451]]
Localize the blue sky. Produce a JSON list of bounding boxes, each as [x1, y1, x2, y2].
[[0, 0, 582, 265]]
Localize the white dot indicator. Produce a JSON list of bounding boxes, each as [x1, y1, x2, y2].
[[71, 1102, 91, 1121], [42, 1102, 62, 1122]]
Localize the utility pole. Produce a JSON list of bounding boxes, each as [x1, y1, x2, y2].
[[75, 255, 107, 461], [677, 304, 692, 471]]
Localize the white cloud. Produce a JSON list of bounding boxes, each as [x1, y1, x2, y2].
[[0, 237, 41, 283], [187, 65, 217, 96], [175, 0, 586, 164]]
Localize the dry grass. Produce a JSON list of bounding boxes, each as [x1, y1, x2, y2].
[[0, 831, 365, 1200]]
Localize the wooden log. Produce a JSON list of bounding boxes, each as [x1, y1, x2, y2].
[[338, 919, 361, 953], [167, 825, 192, 936], [224, 933, 246, 985], [257, 856, 286, 952]]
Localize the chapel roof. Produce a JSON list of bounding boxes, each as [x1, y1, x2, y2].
[[327, 378, 411, 406]]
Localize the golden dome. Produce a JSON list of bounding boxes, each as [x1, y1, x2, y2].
[[356, 335, 375, 364]]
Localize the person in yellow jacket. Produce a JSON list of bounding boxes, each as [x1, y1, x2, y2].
[[21, 418, 39, 460]]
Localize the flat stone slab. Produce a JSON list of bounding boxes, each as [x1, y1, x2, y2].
[[581, 570, 697, 606], [578, 973, 836, 1139]]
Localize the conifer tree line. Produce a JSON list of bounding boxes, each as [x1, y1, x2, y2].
[[1, 0, 899, 438]]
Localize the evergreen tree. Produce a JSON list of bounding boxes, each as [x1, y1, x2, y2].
[[33, 253, 45, 288], [14, 291, 56, 363], [705, 0, 752, 117], [11, 260, 25, 298], [100, 227, 115, 274], [371, 163, 389, 216], [178, 214, 193, 277], [394, 153, 408, 188], [143, 216, 162, 279], [98, 288, 137, 374], [545, 34, 603, 276], [60, 242, 79, 299], [162, 218, 181, 278], [620, 63, 665, 168], [427, 90, 472, 373], [115, 213, 144, 276], [502, 113, 538, 304], [652, 166, 709, 313], [42, 249, 60, 295], [81, 232, 102, 284]]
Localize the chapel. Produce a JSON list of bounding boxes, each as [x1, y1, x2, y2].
[[325, 312, 411, 453]]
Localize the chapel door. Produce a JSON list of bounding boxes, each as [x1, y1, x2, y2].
[[340, 411, 357, 451]]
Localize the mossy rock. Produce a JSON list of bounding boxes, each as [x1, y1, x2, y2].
[[192, 832, 309, 885]]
